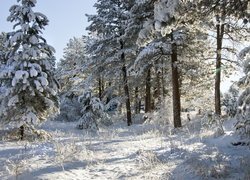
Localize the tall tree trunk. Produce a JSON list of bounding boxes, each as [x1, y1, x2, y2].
[[171, 32, 182, 128], [118, 80, 122, 114], [106, 81, 112, 104], [215, 23, 224, 116], [153, 65, 161, 109], [20, 125, 24, 140], [145, 67, 151, 113], [98, 76, 103, 100], [120, 40, 132, 126], [161, 58, 167, 98], [135, 87, 140, 114]]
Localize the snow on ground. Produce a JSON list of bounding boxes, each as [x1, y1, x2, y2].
[[0, 114, 250, 180]]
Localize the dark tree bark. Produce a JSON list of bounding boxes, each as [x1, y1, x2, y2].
[[106, 81, 112, 104], [215, 23, 224, 116], [153, 66, 161, 109], [120, 40, 132, 126], [117, 80, 122, 114], [135, 87, 140, 114], [98, 76, 103, 100], [161, 58, 167, 98], [171, 32, 182, 128], [20, 125, 24, 140], [145, 67, 152, 113]]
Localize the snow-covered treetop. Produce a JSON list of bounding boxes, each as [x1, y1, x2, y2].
[[18, 0, 37, 6], [86, 0, 136, 80], [5, 0, 54, 60], [199, 0, 250, 20], [8, 0, 47, 28], [137, 0, 193, 47], [154, 0, 179, 32], [57, 36, 87, 94]]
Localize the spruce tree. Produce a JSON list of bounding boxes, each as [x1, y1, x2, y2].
[[0, 0, 59, 138]]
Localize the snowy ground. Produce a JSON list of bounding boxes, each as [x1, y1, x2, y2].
[[0, 115, 250, 180]]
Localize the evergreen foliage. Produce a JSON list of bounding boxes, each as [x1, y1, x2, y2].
[[86, 0, 134, 125], [1, 0, 249, 134], [236, 47, 250, 137], [222, 84, 239, 118], [56, 36, 87, 94], [55, 36, 88, 122], [0, 0, 59, 129], [78, 90, 111, 130]]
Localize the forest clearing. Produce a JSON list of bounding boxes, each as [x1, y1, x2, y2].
[[0, 0, 250, 179]]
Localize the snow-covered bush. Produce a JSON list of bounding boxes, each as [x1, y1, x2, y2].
[[143, 100, 171, 125], [200, 111, 224, 137], [5, 157, 30, 180], [236, 87, 250, 137], [222, 84, 239, 118], [54, 93, 82, 122], [136, 149, 161, 170], [187, 153, 231, 179], [77, 90, 112, 130], [0, 0, 59, 135], [53, 140, 82, 171]]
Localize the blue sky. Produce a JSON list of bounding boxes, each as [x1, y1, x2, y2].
[[0, 0, 96, 61]]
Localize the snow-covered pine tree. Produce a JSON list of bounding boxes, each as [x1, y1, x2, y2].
[[236, 47, 250, 137], [126, 0, 160, 113], [86, 0, 134, 126], [129, 0, 172, 112], [0, 0, 59, 139], [55, 36, 88, 122], [57, 36, 87, 94]]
